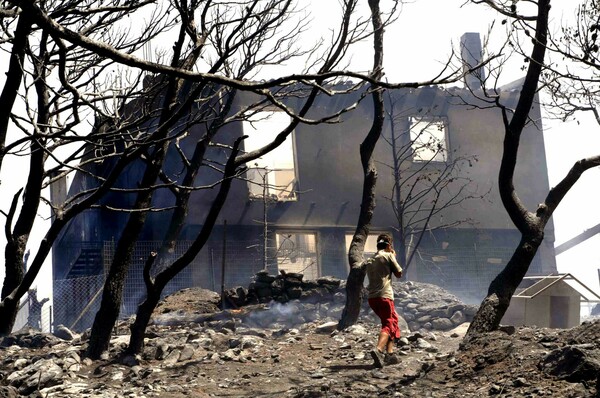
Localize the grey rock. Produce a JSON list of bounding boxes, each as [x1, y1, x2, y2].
[[61, 352, 81, 372], [403, 313, 415, 322], [431, 318, 454, 331], [163, 348, 181, 365], [463, 304, 479, 317], [231, 336, 263, 349], [431, 308, 451, 318], [540, 345, 600, 382], [513, 377, 529, 387], [197, 337, 213, 348], [16, 360, 63, 395], [398, 316, 411, 334], [179, 344, 195, 361], [155, 343, 169, 360], [237, 328, 269, 339], [316, 321, 338, 334], [0, 386, 19, 398], [316, 276, 341, 287], [220, 349, 238, 361], [345, 324, 368, 335], [12, 358, 27, 370], [450, 311, 467, 325], [53, 324, 76, 341], [415, 338, 432, 350], [448, 303, 465, 313]]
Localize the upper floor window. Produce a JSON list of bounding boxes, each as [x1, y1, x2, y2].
[[242, 111, 297, 201], [409, 117, 448, 163]]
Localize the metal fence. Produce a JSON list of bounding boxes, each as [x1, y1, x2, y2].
[[48, 238, 544, 332], [53, 239, 269, 332], [12, 295, 53, 334], [414, 245, 543, 304]]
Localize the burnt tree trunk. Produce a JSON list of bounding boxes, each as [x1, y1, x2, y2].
[[86, 111, 176, 357], [338, 0, 385, 330], [0, 298, 19, 336], [0, 12, 34, 334], [0, 36, 50, 335], [126, 254, 161, 356], [465, 0, 550, 338], [0, 13, 31, 168], [126, 138, 243, 355], [87, 24, 203, 358], [467, 234, 542, 335], [465, 0, 600, 338]]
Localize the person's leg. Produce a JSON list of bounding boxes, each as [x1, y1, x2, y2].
[[376, 331, 389, 353], [368, 298, 388, 368], [385, 305, 401, 354], [371, 334, 387, 368], [386, 338, 395, 354]]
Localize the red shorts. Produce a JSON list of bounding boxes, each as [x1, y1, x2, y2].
[[368, 297, 400, 339]]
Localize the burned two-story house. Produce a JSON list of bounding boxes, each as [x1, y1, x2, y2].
[[51, 33, 557, 329]]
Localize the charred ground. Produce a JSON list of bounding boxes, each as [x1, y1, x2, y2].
[[1, 281, 599, 397]]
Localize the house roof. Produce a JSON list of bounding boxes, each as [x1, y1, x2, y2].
[[499, 76, 526, 92], [513, 273, 600, 302]]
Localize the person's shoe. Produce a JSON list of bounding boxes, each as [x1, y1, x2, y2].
[[384, 353, 400, 365], [370, 349, 385, 368]]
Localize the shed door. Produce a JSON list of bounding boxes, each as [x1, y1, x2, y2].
[[550, 296, 569, 328]]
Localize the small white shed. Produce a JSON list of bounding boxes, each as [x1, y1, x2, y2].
[[502, 273, 600, 329]]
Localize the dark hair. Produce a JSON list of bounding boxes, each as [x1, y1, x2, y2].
[[376, 233, 393, 250]]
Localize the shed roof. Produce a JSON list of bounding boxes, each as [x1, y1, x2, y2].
[[514, 273, 600, 302]]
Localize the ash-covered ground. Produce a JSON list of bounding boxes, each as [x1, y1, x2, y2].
[[1, 281, 599, 397]]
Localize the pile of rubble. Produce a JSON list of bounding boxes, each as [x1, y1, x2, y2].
[[223, 270, 343, 307], [1, 272, 478, 397], [221, 271, 478, 333], [0, 315, 467, 397], [1, 274, 599, 397]]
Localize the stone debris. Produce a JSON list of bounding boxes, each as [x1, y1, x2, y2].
[[221, 272, 477, 335], [0, 276, 598, 397]]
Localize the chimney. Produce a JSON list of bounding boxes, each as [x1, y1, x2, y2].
[[460, 32, 485, 91], [48, 171, 67, 221]]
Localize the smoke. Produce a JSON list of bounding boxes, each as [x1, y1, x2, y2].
[[243, 301, 312, 329]]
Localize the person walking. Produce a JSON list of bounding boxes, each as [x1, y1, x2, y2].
[[365, 233, 403, 368]]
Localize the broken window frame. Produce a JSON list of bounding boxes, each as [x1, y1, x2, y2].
[[242, 111, 298, 202], [274, 231, 320, 279], [408, 116, 449, 163]]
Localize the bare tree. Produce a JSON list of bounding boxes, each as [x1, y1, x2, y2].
[[0, 0, 445, 351], [543, 1, 600, 124], [0, 0, 172, 335], [123, 0, 370, 356], [88, 0, 483, 355], [337, 0, 489, 329], [466, 0, 600, 337], [85, 1, 213, 357], [337, 0, 387, 330]]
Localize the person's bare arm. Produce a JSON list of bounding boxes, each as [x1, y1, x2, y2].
[[389, 249, 403, 278]]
